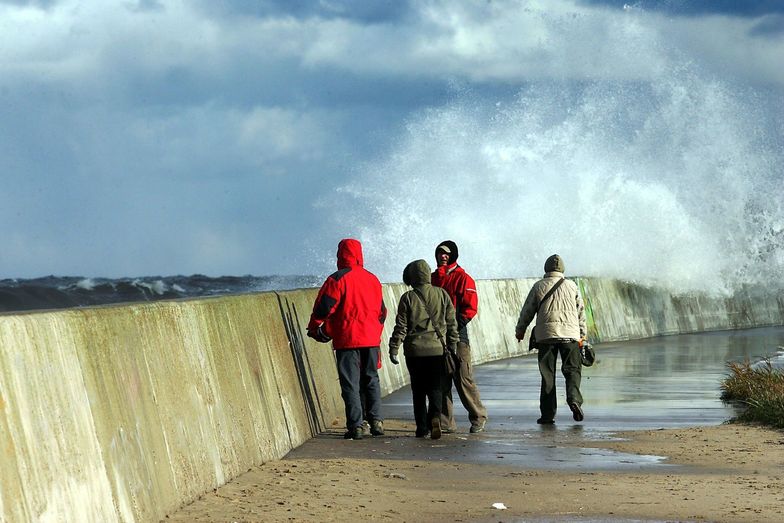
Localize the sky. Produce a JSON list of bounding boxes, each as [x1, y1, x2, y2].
[[1, 0, 783, 291]]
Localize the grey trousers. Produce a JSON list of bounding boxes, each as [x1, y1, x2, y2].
[[335, 348, 382, 430], [537, 340, 583, 421], [440, 341, 487, 430]]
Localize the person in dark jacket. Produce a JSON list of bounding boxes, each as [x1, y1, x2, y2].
[[515, 254, 587, 424], [431, 240, 488, 434], [389, 259, 459, 439], [307, 239, 388, 440]]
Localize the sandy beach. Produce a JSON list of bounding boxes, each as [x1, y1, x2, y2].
[[164, 420, 784, 522]]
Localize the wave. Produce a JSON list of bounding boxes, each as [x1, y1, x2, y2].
[[0, 275, 321, 314]]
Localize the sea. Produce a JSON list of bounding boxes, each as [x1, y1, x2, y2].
[[0, 275, 322, 314]]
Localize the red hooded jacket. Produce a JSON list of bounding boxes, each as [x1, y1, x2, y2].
[[431, 262, 478, 336], [307, 239, 387, 350]]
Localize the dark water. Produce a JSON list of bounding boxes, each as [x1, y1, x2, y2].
[[0, 274, 321, 313]]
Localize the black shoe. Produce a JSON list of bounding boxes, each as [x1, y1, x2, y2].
[[415, 428, 429, 438], [569, 403, 584, 422], [469, 420, 486, 433], [536, 418, 555, 425], [370, 420, 385, 436], [430, 418, 442, 440], [343, 426, 364, 440]]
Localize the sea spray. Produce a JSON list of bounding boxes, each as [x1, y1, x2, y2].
[[325, 40, 783, 293]]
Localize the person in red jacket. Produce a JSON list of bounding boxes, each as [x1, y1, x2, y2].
[[431, 240, 488, 434], [307, 239, 388, 440]]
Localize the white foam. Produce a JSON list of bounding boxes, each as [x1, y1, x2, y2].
[[327, 53, 783, 295], [133, 279, 168, 295], [75, 278, 96, 291]]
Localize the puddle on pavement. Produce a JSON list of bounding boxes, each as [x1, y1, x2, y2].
[[291, 326, 784, 471]]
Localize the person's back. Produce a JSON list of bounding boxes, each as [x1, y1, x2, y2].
[[389, 259, 458, 439], [307, 238, 387, 439], [515, 254, 587, 424], [520, 274, 584, 343], [390, 259, 458, 359], [309, 239, 386, 349]]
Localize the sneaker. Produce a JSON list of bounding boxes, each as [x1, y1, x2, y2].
[[536, 418, 555, 425], [430, 418, 442, 440], [361, 420, 371, 432], [370, 420, 385, 436], [469, 420, 486, 433], [343, 426, 364, 440], [569, 403, 584, 422]]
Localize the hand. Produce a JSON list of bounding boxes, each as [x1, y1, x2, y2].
[[389, 353, 400, 365], [515, 331, 524, 342], [307, 324, 331, 343]]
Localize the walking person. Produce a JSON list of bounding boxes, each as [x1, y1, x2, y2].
[[432, 240, 488, 434], [307, 238, 388, 440], [389, 259, 459, 439], [515, 254, 587, 424]]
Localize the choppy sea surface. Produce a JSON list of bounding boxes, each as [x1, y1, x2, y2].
[[0, 275, 322, 314]]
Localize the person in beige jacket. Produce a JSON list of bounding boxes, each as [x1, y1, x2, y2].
[[389, 259, 460, 439], [515, 254, 587, 424]]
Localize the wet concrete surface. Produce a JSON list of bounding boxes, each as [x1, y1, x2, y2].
[[287, 326, 784, 471]]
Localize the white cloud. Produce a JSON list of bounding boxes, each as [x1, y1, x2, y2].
[[2, 0, 782, 92], [0, 0, 782, 280]]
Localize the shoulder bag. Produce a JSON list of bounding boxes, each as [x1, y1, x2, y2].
[[528, 277, 566, 351], [413, 288, 459, 376]]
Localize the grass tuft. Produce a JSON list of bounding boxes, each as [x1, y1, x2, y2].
[[721, 360, 784, 429]]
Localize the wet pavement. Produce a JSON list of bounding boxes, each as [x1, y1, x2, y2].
[[287, 326, 784, 471]]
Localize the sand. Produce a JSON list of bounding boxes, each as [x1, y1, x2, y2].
[[164, 421, 784, 522]]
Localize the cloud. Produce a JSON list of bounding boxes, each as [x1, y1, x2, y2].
[[0, 0, 782, 282], [578, 0, 784, 17]]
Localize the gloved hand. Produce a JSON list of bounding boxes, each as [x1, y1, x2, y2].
[[389, 352, 399, 365], [307, 324, 331, 343]]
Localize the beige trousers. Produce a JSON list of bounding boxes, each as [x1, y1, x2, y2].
[[440, 341, 487, 430]]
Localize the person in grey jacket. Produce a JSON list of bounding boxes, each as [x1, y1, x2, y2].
[[515, 254, 587, 424], [389, 259, 460, 439]]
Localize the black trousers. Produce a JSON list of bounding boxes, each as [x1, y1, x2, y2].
[[405, 355, 449, 433]]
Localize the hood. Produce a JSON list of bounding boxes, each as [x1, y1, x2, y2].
[[337, 238, 364, 270], [435, 240, 458, 265], [403, 259, 432, 287], [544, 254, 565, 273]]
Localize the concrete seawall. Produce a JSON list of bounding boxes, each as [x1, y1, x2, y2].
[[1, 278, 782, 521]]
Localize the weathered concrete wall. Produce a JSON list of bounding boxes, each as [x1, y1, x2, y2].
[[1, 278, 782, 521], [0, 293, 343, 523]]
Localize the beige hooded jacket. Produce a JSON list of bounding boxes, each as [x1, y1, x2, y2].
[[515, 255, 587, 343]]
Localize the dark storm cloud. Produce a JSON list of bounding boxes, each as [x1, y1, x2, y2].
[[750, 14, 784, 37], [194, 0, 414, 24], [578, 0, 784, 17]]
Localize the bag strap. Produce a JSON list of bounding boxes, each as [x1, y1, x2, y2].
[[412, 288, 448, 353], [537, 277, 566, 313]]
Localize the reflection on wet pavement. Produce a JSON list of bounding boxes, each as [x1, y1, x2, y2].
[[289, 326, 784, 471]]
